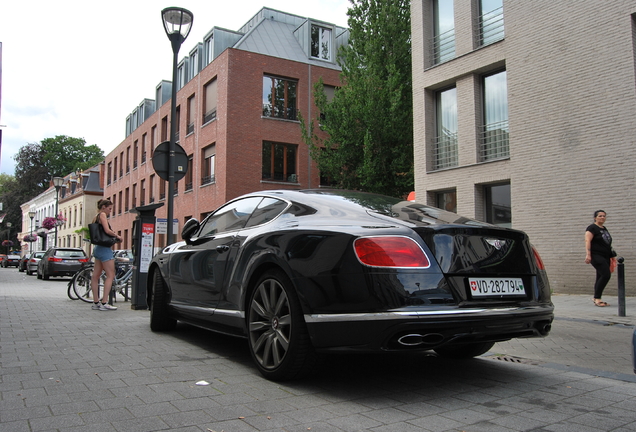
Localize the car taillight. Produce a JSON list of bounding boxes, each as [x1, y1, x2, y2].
[[29, 259, 37, 263], [79, 258, 88, 263], [532, 246, 545, 271], [49, 257, 63, 262], [354, 236, 430, 268]]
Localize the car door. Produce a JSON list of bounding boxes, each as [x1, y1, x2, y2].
[[168, 197, 264, 321]]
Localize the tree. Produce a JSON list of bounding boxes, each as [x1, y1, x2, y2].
[[13, 135, 104, 197], [301, 0, 413, 197]]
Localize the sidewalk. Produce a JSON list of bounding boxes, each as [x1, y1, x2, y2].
[[2, 271, 636, 432]]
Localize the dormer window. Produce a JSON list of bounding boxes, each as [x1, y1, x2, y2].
[[311, 25, 332, 61]]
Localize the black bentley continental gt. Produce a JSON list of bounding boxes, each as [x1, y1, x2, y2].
[[147, 189, 553, 380]]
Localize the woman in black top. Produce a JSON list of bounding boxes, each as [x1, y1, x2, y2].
[[585, 210, 615, 306]]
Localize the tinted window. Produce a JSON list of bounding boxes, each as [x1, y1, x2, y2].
[[199, 197, 263, 237], [55, 249, 86, 258], [244, 198, 288, 228]]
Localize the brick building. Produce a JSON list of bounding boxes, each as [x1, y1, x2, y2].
[[411, 1, 636, 294], [104, 8, 347, 249]]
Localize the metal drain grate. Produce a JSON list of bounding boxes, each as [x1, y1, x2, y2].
[[486, 355, 543, 365]]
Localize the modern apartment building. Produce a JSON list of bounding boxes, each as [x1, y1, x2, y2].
[[411, 1, 636, 294], [104, 7, 346, 249]]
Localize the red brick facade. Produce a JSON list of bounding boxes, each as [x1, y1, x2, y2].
[[103, 48, 340, 249]]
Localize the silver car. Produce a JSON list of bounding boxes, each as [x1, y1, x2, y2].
[[26, 251, 45, 276]]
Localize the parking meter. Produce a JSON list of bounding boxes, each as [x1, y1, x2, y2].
[[129, 203, 164, 310]]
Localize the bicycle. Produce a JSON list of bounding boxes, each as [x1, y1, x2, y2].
[[72, 259, 133, 303]]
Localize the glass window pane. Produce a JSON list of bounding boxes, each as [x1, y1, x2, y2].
[[485, 183, 511, 227]]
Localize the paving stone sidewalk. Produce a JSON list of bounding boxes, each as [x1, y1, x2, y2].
[[1, 270, 635, 432]]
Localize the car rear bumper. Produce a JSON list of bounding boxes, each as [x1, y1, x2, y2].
[[305, 304, 554, 352]]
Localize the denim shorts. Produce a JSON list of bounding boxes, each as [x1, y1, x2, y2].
[[93, 245, 114, 262]]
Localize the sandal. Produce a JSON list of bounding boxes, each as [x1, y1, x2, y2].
[[594, 300, 610, 307]]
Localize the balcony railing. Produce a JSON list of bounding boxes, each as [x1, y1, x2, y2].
[[480, 6, 505, 46], [201, 175, 215, 185], [478, 120, 509, 161], [432, 131, 458, 170], [185, 182, 193, 192], [187, 123, 194, 135], [203, 109, 217, 124], [432, 28, 455, 64]]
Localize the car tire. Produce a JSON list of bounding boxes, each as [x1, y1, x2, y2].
[[37, 269, 42, 279], [433, 341, 496, 359], [149, 270, 177, 331], [247, 269, 318, 381]]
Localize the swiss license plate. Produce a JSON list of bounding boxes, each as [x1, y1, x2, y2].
[[469, 277, 525, 297]]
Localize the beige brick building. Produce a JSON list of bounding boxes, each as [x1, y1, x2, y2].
[[411, 0, 636, 294]]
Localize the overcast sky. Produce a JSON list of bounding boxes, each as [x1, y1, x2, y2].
[[0, 0, 350, 175]]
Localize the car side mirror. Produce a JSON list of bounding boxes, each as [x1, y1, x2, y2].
[[182, 218, 200, 245]]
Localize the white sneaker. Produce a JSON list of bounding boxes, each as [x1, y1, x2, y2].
[[99, 303, 118, 311]]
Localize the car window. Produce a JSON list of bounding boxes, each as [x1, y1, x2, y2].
[[198, 197, 263, 237], [244, 198, 288, 228], [55, 250, 86, 258], [34, 252, 45, 258]]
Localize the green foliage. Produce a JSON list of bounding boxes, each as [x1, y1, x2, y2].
[[301, 0, 413, 197]]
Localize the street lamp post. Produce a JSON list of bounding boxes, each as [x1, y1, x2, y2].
[[28, 211, 36, 255], [6, 222, 12, 254], [52, 177, 64, 247], [161, 7, 193, 246]]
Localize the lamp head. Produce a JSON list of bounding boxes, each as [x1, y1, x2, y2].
[[28, 211, 36, 219], [52, 177, 64, 189], [162, 7, 193, 46]]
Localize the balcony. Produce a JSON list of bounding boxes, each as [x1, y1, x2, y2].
[[432, 131, 458, 170]]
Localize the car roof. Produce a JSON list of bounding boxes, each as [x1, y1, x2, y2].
[[234, 189, 489, 228]]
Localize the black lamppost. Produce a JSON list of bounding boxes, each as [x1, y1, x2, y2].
[[28, 211, 35, 254], [6, 222, 12, 253], [52, 177, 64, 247], [161, 7, 193, 245]]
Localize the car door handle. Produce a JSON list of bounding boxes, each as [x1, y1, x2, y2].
[[216, 245, 230, 253]]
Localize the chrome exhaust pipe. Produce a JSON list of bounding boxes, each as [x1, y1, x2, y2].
[[397, 333, 445, 346]]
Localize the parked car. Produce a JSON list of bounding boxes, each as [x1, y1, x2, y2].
[[2, 254, 21, 268], [0, 254, 6, 266], [147, 189, 554, 381], [18, 254, 30, 272], [37, 247, 88, 280], [26, 251, 46, 276]]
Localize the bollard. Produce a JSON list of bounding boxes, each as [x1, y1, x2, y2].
[[617, 257, 625, 317]]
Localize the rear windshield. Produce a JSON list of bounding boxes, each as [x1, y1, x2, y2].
[[55, 250, 86, 258], [33, 252, 45, 258]]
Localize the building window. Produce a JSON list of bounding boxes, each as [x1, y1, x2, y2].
[[107, 162, 112, 185], [435, 190, 457, 213], [132, 183, 137, 209], [141, 133, 147, 164], [262, 76, 297, 121], [202, 145, 215, 185], [433, 87, 458, 170], [140, 179, 146, 206], [125, 187, 130, 212], [126, 146, 130, 174], [175, 106, 181, 142], [159, 179, 166, 201], [149, 174, 155, 203], [113, 157, 118, 181], [479, 70, 509, 161], [480, 0, 504, 46], [185, 156, 193, 191], [151, 125, 157, 156], [161, 117, 168, 142], [311, 25, 332, 61], [118, 191, 123, 214], [203, 79, 217, 124], [133, 140, 138, 169], [262, 141, 297, 182], [187, 95, 196, 135], [484, 183, 511, 227], [433, 0, 455, 64], [204, 34, 214, 65], [120, 151, 124, 177]]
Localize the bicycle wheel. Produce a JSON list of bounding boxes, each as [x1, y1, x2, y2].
[[73, 267, 103, 303], [67, 278, 79, 300]]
